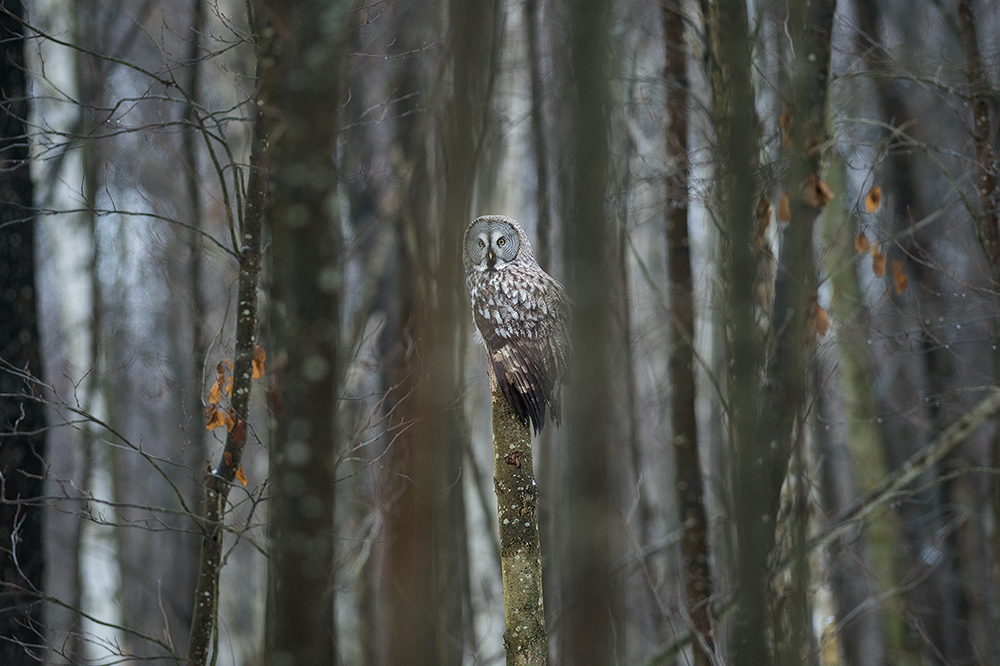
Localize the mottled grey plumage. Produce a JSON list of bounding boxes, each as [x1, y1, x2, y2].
[[463, 215, 571, 434]]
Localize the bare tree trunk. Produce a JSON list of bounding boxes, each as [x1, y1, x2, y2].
[[525, 0, 552, 271], [765, 0, 834, 540], [957, 0, 1000, 280], [174, 0, 207, 653], [817, 155, 890, 666], [954, 10, 1000, 659], [492, 388, 547, 665], [557, 0, 614, 663], [662, 3, 714, 665], [612, 173, 657, 664], [765, 3, 835, 663], [258, 2, 350, 665], [705, 0, 764, 661], [383, 303, 437, 666], [383, 0, 495, 662], [851, 6, 939, 662], [70, 1, 116, 657], [814, 368, 888, 666], [181, 0, 208, 486], [436, 1, 492, 658], [0, 4, 45, 663], [380, 8, 438, 666], [711, 0, 835, 660]]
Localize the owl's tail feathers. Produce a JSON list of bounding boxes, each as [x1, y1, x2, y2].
[[490, 346, 553, 436], [500, 379, 544, 435]]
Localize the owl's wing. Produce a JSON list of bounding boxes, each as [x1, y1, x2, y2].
[[488, 337, 555, 435], [537, 278, 571, 425], [473, 305, 554, 434]]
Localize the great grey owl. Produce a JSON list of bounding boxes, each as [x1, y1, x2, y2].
[[463, 215, 571, 434]]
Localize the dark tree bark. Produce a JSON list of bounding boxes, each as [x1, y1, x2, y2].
[[382, 1, 494, 664], [181, 0, 208, 500], [0, 2, 45, 663], [705, 0, 764, 658], [953, 15, 1000, 657], [525, 0, 552, 271], [260, 2, 350, 665], [957, 0, 1000, 281], [762, 2, 835, 662], [711, 0, 835, 661], [380, 8, 439, 666], [662, 3, 714, 664], [557, 0, 614, 663], [169, 0, 208, 653], [357, 5, 437, 666], [436, 0, 491, 656]]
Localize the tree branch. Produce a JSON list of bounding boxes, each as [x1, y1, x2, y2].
[[785, 386, 1000, 567], [186, 24, 267, 666]]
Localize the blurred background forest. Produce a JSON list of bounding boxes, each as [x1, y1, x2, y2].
[[1, 0, 999, 664]]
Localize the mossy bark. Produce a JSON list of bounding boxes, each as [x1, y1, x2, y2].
[[492, 389, 547, 666]]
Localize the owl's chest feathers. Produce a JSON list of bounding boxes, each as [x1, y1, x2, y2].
[[469, 267, 546, 341]]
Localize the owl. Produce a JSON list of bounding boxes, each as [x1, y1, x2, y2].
[[463, 215, 571, 435]]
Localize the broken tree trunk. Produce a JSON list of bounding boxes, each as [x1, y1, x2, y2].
[[492, 388, 547, 666]]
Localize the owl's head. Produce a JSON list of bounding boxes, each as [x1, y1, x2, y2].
[[464, 215, 534, 273]]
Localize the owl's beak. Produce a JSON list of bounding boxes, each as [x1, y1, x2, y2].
[[486, 248, 496, 268]]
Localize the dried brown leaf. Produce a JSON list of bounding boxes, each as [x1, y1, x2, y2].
[[803, 173, 833, 208], [205, 404, 227, 431], [871, 246, 886, 277], [208, 361, 227, 405], [780, 107, 792, 147], [892, 259, 907, 294], [252, 345, 266, 379], [854, 230, 870, 254], [814, 304, 830, 336], [818, 179, 834, 206], [865, 186, 882, 213], [755, 196, 771, 244], [807, 290, 830, 341], [778, 192, 791, 222]]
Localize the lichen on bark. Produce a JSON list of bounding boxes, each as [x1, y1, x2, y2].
[[491, 388, 547, 665]]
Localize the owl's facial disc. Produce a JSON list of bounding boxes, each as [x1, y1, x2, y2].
[[487, 228, 511, 270]]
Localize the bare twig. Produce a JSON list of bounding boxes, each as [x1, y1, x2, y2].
[[784, 386, 1000, 567]]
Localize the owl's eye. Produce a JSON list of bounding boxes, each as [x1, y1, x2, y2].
[[478, 239, 485, 248], [497, 238, 505, 246]]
